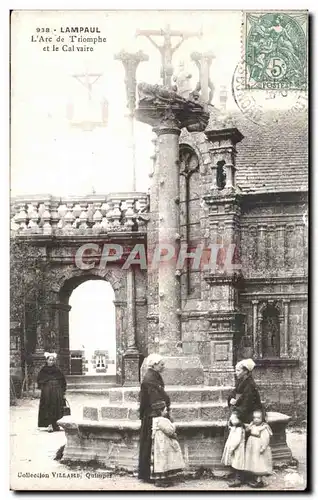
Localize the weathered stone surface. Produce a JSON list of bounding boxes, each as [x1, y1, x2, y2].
[[83, 407, 98, 421], [101, 406, 134, 420], [140, 356, 205, 386], [109, 391, 123, 403]]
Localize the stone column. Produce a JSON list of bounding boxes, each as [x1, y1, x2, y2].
[[257, 224, 267, 273], [123, 267, 141, 386], [281, 299, 290, 358], [154, 117, 181, 355], [50, 302, 72, 375], [147, 136, 160, 354], [136, 82, 209, 384], [276, 225, 285, 272], [114, 50, 149, 191], [252, 300, 259, 357]]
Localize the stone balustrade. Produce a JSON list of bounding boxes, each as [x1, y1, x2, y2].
[[10, 192, 149, 236]]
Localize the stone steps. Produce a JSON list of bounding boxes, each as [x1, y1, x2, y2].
[[66, 375, 117, 391], [67, 388, 117, 394], [99, 385, 233, 404]]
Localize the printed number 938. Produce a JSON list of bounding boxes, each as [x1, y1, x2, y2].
[[36, 28, 50, 33]]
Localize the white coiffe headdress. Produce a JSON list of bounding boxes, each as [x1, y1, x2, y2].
[[44, 352, 57, 360], [146, 353, 163, 368], [235, 358, 255, 372]]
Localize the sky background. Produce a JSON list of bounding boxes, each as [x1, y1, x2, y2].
[[69, 280, 116, 373]]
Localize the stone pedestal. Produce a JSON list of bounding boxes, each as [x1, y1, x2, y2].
[[59, 406, 293, 473]]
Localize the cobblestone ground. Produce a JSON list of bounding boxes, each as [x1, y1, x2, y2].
[[10, 394, 307, 491]]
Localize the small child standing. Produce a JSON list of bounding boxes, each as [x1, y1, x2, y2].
[[222, 411, 246, 487], [151, 401, 185, 487], [245, 409, 273, 488]]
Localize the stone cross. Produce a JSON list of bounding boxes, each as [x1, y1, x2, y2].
[[70, 71, 108, 131], [136, 24, 201, 87], [73, 72, 102, 99]]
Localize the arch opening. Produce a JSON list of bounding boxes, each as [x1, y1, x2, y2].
[[67, 280, 117, 376]]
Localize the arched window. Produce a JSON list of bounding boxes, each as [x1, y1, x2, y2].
[[261, 304, 280, 358], [179, 146, 199, 296], [216, 160, 226, 190]]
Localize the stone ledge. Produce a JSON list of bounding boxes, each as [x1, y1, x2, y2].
[[60, 412, 290, 431]]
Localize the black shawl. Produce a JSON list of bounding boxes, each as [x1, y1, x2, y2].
[[228, 372, 262, 423], [139, 368, 170, 419]]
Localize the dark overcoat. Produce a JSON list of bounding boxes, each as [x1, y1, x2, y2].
[[138, 368, 171, 481], [37, 364, 66, 428], [228, 372, 262, 424]]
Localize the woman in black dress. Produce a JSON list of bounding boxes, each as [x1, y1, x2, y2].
[[37, 352, 66, 432], [227, 358, 263, 487], [138, 354, 171, 483], [228, 358, 262, 424]]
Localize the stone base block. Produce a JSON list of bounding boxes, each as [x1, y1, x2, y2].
[[58, 412, 293, 472], [123, 350, 141, 387], [83, 400, 230, 423]]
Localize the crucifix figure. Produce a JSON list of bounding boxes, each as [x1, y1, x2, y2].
[[72, 72, 102, 100], [69, 71, 108, 131], [136, 24, 201, 87]]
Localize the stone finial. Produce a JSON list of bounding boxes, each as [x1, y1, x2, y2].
[[205, 126, 244, 193]]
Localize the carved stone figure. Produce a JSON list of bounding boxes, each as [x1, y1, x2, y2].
[[172, 61, 192, 99]]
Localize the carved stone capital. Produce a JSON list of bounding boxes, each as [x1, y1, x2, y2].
[[114, 50, 149, 114], [205, 127, 244, 145], [135, 82, 209, 132], [191, 50, 215, 66]]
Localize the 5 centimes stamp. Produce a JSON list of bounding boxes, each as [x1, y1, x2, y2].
[[243, 11, 308, 91]]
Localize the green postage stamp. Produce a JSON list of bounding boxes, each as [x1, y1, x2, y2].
[[243, 11, 308, 90]]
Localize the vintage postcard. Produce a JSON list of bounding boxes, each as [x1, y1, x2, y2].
[[10, 9, 308, 491]]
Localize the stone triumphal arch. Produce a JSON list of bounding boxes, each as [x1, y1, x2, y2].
[[11, 192, 148, 386]]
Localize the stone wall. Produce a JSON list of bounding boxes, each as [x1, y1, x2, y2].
[[177, 135, 308, 420], [10, 234, 148, 386], [237, 194, 308, 423]]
